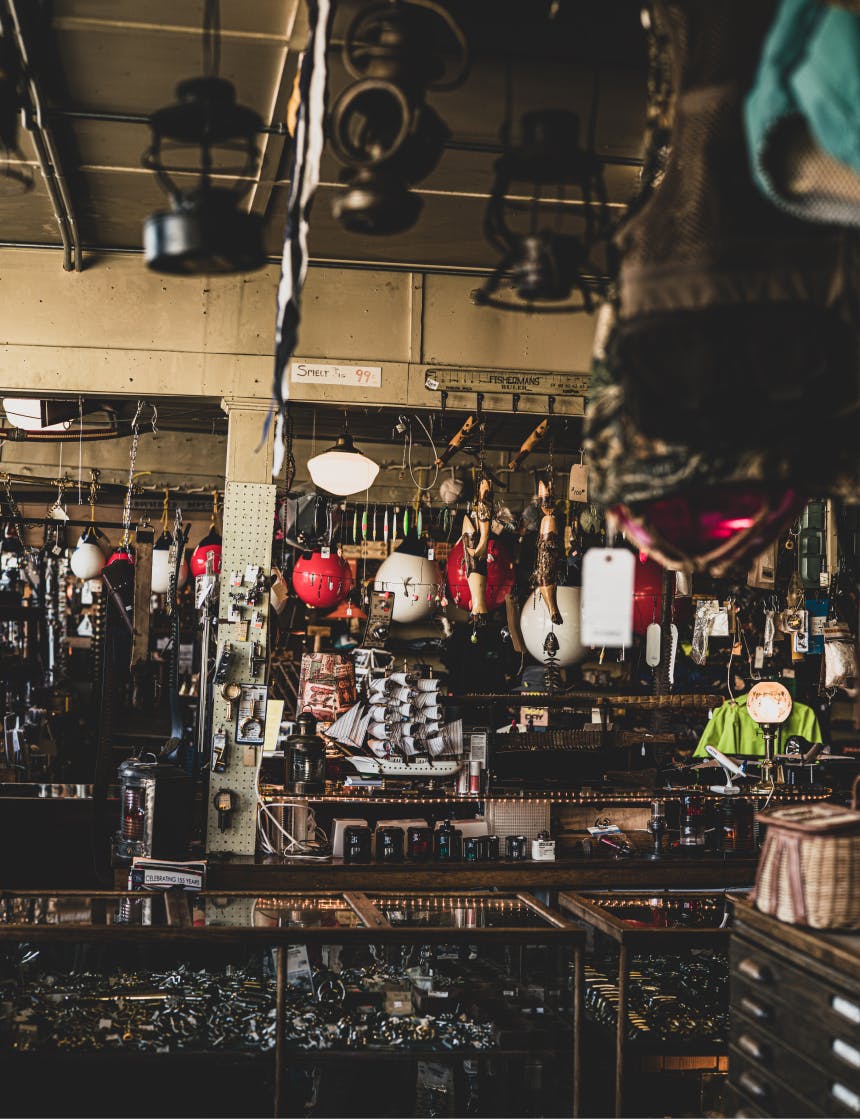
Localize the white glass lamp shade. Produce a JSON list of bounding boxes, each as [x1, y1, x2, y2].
[[307, 430, 379, 496], [747, 680, 793, 725], [70, 528, 106, 580], [373, 552, 442, 623], [519, 585, 584, 666], [151, 532, 172, 594], [2, 398, 72, 432]]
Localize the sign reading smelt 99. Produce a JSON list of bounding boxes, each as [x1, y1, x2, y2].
[[291, 362, 382, 388]]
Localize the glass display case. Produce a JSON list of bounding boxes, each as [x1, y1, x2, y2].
[[558, 888, 748, 1119], [0, 889, 584, 1118]]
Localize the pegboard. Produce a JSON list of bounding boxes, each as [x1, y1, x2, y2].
[[206, 481, 277, 855], [485, 800, 550, 841]]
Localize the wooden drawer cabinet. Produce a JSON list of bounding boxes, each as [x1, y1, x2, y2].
[[729, 899, 860, 1119]]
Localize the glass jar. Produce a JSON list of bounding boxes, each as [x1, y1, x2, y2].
[[343, 824, 372, 864], [433, 820, 462, 862], [406, 825, 433, 861], [375, 826, 404, 863]]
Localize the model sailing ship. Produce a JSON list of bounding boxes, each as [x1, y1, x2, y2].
[[323, 671, 463, 777]]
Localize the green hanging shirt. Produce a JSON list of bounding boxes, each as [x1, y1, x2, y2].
[[694, 694, 823, 758]]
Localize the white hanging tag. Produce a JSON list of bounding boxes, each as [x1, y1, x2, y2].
[[581, 548, 634, 647], [568, 463, 588, 503], [645, 622, 661, 667], [754, 645, 765, 670], [668, 624, 678, 685]]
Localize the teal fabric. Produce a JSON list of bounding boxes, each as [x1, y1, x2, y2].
[[744, 0, 860, 220]]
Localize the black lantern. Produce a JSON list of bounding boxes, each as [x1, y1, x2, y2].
[[329, 0, 468, 235], [285, 710, 327, 795], [475, 110, 612, 313], [143, 26, 265, 277]]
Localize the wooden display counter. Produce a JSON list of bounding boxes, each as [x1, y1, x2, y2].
[[114, 855, 759, 892]]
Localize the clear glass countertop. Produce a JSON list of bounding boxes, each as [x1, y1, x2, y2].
[[0, 891, 561, 931], [368, 893, 552, 929]]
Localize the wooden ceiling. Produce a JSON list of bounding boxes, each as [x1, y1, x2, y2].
[[0, 0, 647, 274]]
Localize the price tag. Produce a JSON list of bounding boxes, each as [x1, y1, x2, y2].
[[427, 548, 434, 561], [754, 646, 765, 669], [320, 546, 331, 559], [243, 744, 257, 766], [568, 463, 588, 503], [581, 548, 634, 647], [244, 564, 260, 584]]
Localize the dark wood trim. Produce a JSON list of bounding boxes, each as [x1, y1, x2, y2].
[[557, 890, 735, 949], [615, 942, 628, 1119], [274, 944, 286, 1119], [178, 856, 758, 893], [515, 890, 573, 929], [343, 891, 392, 929]]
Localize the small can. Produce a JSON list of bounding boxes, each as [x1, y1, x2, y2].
[[375, 826, 404, 863], [406, 825, 433, 861], [505, 834, 528, 860], [343, 824, 372, 864], [486, 835, 500, 861], [463, 836, 480, 862]]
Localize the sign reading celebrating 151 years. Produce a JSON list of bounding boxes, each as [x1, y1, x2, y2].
[[291, 361, 382, 388]]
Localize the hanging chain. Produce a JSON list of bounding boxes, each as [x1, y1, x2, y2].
[[121, 402, 145, 547], [88, 469, 100, 525]]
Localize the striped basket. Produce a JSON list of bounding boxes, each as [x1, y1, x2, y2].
[[754, 777, 860, 930]]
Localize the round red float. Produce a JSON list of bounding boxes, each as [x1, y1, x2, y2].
[[446, 536, 515, 612], [632, 554, 665, 636], [292, 550, 353, 609], [190, 528, 222, 577]]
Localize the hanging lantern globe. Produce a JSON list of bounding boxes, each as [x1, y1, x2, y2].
[[373, 551, 442, 623], [446, 536, 515, 613], [613, 484, 806, 577], [190, 526, 222, 577], [292, 550, 354, 610], [142, 76, 265, 275], [70, 526, 107, 581], [106, 543, 135, 567], [519, 586, 584, 666], [150, 530, 173, 594], [631, 554, 667, 638]]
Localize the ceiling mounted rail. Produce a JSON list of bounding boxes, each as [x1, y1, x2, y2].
[[5, 0, 82, 270]]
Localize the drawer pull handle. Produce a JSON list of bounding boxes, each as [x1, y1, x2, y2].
[[736, 956, 772, 984], [737, 1033, 766, 1061], [833, 1082, 860, 1114], [739, 995, 772, 1023], [832, 995, 860, 1025], [738, 1071, 769, 1101], [833, 1038, 860, 1070]]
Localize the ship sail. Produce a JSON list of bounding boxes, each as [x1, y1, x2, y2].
[[323, 671, 462, 775]]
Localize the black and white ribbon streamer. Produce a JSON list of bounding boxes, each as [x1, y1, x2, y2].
[[271, 0, 332, 476]]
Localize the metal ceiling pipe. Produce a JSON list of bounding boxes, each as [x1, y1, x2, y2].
[[5, 0, 82, 271]]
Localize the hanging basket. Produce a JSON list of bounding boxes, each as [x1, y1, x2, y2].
[[754, 777, 860, 930]]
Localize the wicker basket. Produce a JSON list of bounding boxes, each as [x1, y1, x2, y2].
[[754, 776, 860, 930]]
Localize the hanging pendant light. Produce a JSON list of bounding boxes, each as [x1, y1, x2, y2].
[[142, 0, 265, 274], [475, 109, 612, 313], [151, 488, 173, 594], [190, 489, 223, 577], [329, 0, 469, 235], [70, 470, 107, 581], [307, 416, 379, 496]]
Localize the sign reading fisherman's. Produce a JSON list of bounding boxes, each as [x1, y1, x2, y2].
[[291, 362, 382, 388], [424, 367, 589, 396]]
